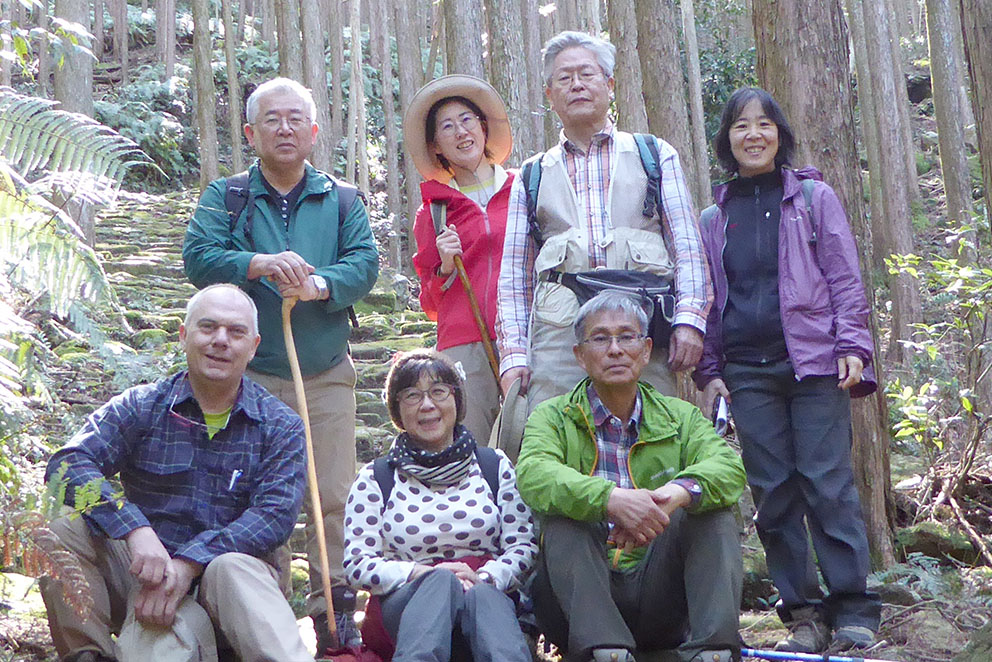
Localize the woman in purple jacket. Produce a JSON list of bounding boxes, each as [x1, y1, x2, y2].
[[694, 87, 881, 655]]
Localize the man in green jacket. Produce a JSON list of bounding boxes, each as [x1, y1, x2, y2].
[[182, 77, 379, 651], [516, 291, 745, 662]]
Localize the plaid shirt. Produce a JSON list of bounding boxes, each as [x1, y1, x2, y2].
[[588, 384, 642, 489], [46, 372, 306, 566], [496, 123, 711, 373]]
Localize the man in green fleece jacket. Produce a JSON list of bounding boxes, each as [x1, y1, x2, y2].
[[182, 77, 378, 651], [516, 291, 745, 662]]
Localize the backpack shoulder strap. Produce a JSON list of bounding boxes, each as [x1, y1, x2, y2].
[[372, 457, 395, 507], [633, 133, 662, 218], [521, 153, 545, 250], [319, 172, 365, 328], [474, 446, 501, 502], [800, 178, 818, 246], [224, 170, 253, 230], [429, 201, 447, 236]]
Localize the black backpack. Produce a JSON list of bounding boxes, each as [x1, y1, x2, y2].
[[371, 446, 502, 506], [224, 169, 363, 327]]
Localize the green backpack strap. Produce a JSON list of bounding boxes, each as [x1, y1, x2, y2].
[[633, 133, 662, 218], [521, 153, 545, 250]]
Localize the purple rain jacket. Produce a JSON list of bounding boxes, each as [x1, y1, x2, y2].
[[693, 166, 877, 398]]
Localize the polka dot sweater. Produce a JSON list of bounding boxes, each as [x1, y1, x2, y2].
[[343, 449, 538, 595]]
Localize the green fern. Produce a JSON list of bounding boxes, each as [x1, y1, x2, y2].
[[0, 85, 159, 196]]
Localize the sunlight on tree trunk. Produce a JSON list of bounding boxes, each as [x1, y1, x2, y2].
[[222, 0, 245, 173], [394, 0, 424, 260], [753, 0, 896, 569], [957, 0, 992, 230], [607, 0, 647, 133], [54, 0, 94, 117], [93, 0, 105, 59], [192, 0, 220, 190], [155, 0, 176, 81], [111, 0, 128, 85], [521, 0, 546, 153], [35, 1, 50, 97], [345, 0, 368, 191], [370, 0, 403, 270]]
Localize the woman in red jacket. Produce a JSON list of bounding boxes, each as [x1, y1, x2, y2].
[[403, 75, 514, 445]]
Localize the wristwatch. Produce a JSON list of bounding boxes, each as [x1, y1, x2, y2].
[[310, 274, 330, 300], [477, 570, 495, 586]]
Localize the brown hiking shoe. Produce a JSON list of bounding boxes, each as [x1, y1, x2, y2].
[[774, 608, 830, 653]]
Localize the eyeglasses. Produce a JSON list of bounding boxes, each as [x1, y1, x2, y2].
[[580, 333, 647, 351], [436, 113, 481, 137], [397, 383, 455, 406], [258, 115, 311, 131], [552, 69, 605, 89]]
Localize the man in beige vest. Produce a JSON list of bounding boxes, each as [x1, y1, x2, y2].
[[496, 31, 712, 412]]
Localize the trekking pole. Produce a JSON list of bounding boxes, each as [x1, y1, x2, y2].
[[451, 254, 503, 398], [742, 647, 899, 662], [282, 296, 338, 649]]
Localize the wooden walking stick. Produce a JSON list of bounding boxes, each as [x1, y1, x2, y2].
[[431, 203, 503, 398], [282, 296, 338, 650]]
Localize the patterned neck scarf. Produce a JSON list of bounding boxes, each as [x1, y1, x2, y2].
[[388, 425, 476, 487]]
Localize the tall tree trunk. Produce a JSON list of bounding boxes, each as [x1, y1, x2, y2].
[[925, 0, 974, 258], [846, 0, 886, 268], [958, 0, 992, 228], [681, 0, 710, 206], [155, 0, 176, 80], [443, 0, 485, 77], [237, 0, 248, 43], [394, 0, 423, 261], [582, 0, 602, 34], [370, 0, 402, 269], [93, 0, 105, 59], [36, 0, 50, 97], [260, 0, 275, 51], [521, 0, 546, 153], [486, 0, 528, 167], [752, 0, 896, 569], [607, 0, 647, 133], [634, 0, 695, 200], [53, 0, 94, 116], [275, 0, 302, 80], [884, 0, 922, 207], [539, 2, 558, 147], [556, 0, 579, 30], [1, 6, 11, 97], [345, 0, 367, 189], [324, 0, 344, 153], [192, 0, 220, 190], [222, 0, 245, 172], [300, 0, 332, 171], [857, 0, 923, 363], [111, 0, 129, 84]]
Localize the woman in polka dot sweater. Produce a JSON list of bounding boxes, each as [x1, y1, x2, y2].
[[343, 349, 537, 662]]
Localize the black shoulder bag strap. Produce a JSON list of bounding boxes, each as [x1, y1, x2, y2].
[[372, 446, 501, 506]]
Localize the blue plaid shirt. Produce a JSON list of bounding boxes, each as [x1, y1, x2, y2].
[[46, 372, 306, 566], [588, 385, 642, 489]]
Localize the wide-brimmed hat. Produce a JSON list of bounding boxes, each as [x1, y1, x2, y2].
[[403, 75, 513, 183], [490, 377, 528, 464]]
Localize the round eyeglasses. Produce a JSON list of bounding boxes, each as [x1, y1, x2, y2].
[[397, 383, 455, 406]]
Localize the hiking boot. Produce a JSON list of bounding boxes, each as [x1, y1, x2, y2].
[[314, 610, 362, 654], [831, 625, 876, 651], [591, 648, 636, 662], [690, 650, 732, 662], [774, 607, 829, 653]]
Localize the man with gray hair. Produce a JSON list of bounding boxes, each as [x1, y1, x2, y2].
[[496, 31, 711, 411], [183, 77, 379, 649], [515, 291, 744, 662], [40, 284, 314, 661]]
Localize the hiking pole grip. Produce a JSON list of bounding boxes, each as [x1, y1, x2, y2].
[[452, 254, 503, 399], [282, 296, 338, 648]]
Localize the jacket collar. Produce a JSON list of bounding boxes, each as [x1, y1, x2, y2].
[[168, 371, 264, 423], [712, 165, 824, 208], [419, 165, 512, 203], [248, 161, 331, 198], [561, 378, 679, 444]]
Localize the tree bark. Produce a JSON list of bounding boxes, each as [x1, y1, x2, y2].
[[111, 0, 129, 84], [344, 0, 368, 190], [857, 0, 923, 362], [192, 0, 220, 190], [260, 0, 275, 51], [634, 0, 695, 201], [681, 0, 710, 206], [486, 0, 529, 167], [958, 0, 992, 228], [300, 0, 332, 172], [883, 0, 922, 207], [846, 0, 886, 269], [370, 0, 402, 269], [93, 0, 105, 59], [53, 0, 94, 117], [521, 0, 546, 153], [275, 0, 302, 80], [581, 0, 602, 34], [323, 0, 344, 152], [752, 0, 895, 569], [155, 0, 176, 80], [394, 0, 423, 257], [556, 0, 579, 31], [35, 0, 50, 97], [222, 0, 246, 173], [607, 0, 647, 133], [925, 0, 974, 258], [443, 0, 485, 77]]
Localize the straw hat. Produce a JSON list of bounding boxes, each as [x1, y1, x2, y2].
[[403, 75, 513, 183]]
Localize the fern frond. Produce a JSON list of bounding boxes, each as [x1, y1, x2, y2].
[[0, 85, 159, 201]]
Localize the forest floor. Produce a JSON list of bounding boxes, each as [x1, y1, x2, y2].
[[2, 184, 992, 662]]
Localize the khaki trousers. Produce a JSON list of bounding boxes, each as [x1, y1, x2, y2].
[[40, 516, 313, 662], [247, 357, 357, 616], [441, 341, 500, 446]]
